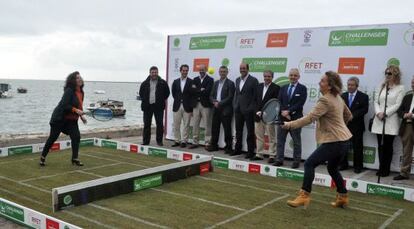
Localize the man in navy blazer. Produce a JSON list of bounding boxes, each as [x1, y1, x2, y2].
[[232, 63, 259, 158], [275, 68, 307, 168]]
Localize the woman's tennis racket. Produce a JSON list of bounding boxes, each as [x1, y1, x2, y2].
[[89, 108, 114, 121], [261, 98, 284, 125]]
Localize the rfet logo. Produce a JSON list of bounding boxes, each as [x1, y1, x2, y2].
[[266, 33, 288, 47], [248, 164, 261, 174], [193, 58, 209, 72], [183, 153, 193, 161], [338, 57, 365, 75], [299, 57, 323, 74], [236, 36, 255, 49], [46, 218, 59, 229]]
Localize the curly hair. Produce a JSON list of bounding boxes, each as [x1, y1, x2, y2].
[[325, 71, 342, 96], [382, 65, 401, 89], [64, 71, 80, 91]]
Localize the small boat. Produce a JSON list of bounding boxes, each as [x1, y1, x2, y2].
[[0, 83, 13, 98], [17, 87, 28, 93], [94, 90, 106, 94], [87, 99, 126, 116]]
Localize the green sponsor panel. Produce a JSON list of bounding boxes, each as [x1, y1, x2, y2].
[[189, 127, 205, 142], [80, 139, 94, 147], [148, 147, 167, 158], [134, 174, 163, 191], [276, 168, 304, 181], [329, 28, 388, 46], [8, 146, 33, 156], [366, 184, 404, 199], [0, 200, 24, 222], [101, 140, 117, 149], [213, 158, 229, 169], [273, 76, 289, 87], [189, 36, 227, 50], [363, 146, 376, 164], [242, 57, 287, 73]]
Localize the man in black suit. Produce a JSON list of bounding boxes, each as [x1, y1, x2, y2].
[[394, 77, 414, 180], [171, 64, 196, 147], [190, 64, 214, 149], [139, 66, 170, 146], [275, 68, 307, 168], [232, 63, 259, 158], [251, 70, 280, 163], [340, 77, 369, 173], [206, 66, 235, 153]]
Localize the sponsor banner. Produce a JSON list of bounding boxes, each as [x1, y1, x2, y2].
[[212, 157, 230, 169], [200, 163, 210, 175], [101, 140, 118, 149], [134, 174, 163, 191], [148, 147, 168, 158], [242, 57, 287, 73], [329, 28, 388, 46], [266, 33, 289, 47], [276, 168, 304, 181], [229, 160, 249, 172], [363, 146, 376, 164], [138, 145, 148, 155], [331, 179, 347, 189], [59, 140, 72, 150], [260, 164, 277, 177], [117, 142, 130, 151], [235, 35, 256, 49], [130, 144, 138, 153], [366, 183, 405, 200], [26, 212, 44, 229], [405, 188, 414, 202], [248, 163, 261, 174], [0, 147, 6, 157], [193, 58, 209, 72], [94, 138, 102, 147], [8, 145, 33, 156], [346, 178, 367, 193], [312, 173, 331, 187], [46, 218, 60, 229], [298, 57, 323, 74], [167, 150, 183, 161], [337, 57, 365, 75], [0, 199, 24, 222], [63, 194, 74, 208], [183, 153, 193, 161], [50, 143, 61, 152], [189, 35, 227, 50], [80, 139, 94, 147]]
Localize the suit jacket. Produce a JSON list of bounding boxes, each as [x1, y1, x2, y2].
[[398, 91, 414, 136], [193, 75, 214, 108], [139, 76, 170, 112], [171, 77, 196, 112], [255, 82, 280, 122], [287, 93, 353, 144], [50, 88, 83, 124], [233, 74, 259, 114], [278, 83, 307, 121], [210, 78, 235, 116], [341, 90, 369, 133]]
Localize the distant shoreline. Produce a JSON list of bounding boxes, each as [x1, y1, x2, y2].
[[0, 78, 140, 84]]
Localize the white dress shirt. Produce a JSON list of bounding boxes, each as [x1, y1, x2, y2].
[[239, 75, 249, 91], [180, 77, 187, 92]]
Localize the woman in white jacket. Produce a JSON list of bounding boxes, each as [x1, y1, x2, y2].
[[371, 65, 405, 177]]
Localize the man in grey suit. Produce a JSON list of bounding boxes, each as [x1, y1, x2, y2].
[[206, 66, 235, 153], [232, 63, 259, 158]]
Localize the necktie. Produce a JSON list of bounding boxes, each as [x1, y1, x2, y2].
[[348, 93, 354, 107], [288, 84, 294, 100]]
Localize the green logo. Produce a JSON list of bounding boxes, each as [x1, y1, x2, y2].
[[140, 146, 144, 152], [387, 58, 400, 67], [329, 29, 388, 46], [101, 140, 117, 149], [213, 158, 229, 169], [173, 38, 180, 47], [242, 57, 287, 73], [363, 146, 376, 164], [264, 166, 270, 173], [80, 139, 94, 147], [277, 168, 304, 181], [189, 36, 227, 50], [351, 181, 359, 189], [134, 174, 163, 191], [63, 195, 73, 205], [274, 76, 289, 87], [148, 148, 167, 158], [367, 184, 404, 199], [8, 146, 33, 156], [0, 200, 24, 222], [221, 58, 230, 66], [64, 226, 70, 229]]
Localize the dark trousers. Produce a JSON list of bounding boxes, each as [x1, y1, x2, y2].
[[376, 134, 395, 175], [235, 111, 255, 154], [302, 140, 350, 193], [210, 108, 232, 150], [276, 126, 302, 162], [42, 120, 80, 160], [340, 130, 364, 170], [143, 105, 164, 144]]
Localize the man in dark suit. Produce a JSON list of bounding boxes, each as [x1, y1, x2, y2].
[[139, 66, 170, 146], [232, 63, 259, 158], [190, 64, 214, 149], [251, 70, 280, 163], [206, 66, 235, 153], [171, 64, 196, 147], [275, 68, 307, 168], [340, 77, 369, 173], [394, 77, 414, 180]]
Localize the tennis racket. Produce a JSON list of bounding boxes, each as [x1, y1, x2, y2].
[[261, 98, 284, 125], [88, 108, 114, 121]]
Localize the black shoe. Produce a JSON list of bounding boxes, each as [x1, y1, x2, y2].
[[268, 158, 275, 164], [157, 142, 163, 146], [224, 149, 233, 154], [393, 175, 409, 180], [206, 146, 219, 152], [291, 162, 300, 169], [142, 142, 149, 146], [229, 151, 242, 156], [171, 142, 180, 147], [245, 153, 254, 159], [72, 159, 84, 166], [39, 157, 46, 167], [188, 144, 199, 149], [180, 143, 187, 148], [273, 161, 283, 166], [250, 156, 263, 161], [354, 168, 362, 174]]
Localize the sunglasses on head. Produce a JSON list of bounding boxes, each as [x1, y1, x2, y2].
[[385, 72, 392, 76]]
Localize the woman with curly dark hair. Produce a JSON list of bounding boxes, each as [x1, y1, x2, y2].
[[40, 71, 87, 166]]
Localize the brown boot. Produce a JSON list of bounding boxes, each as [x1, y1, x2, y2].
[[331, 193, 349, 208], [287, 189, 310, 209]]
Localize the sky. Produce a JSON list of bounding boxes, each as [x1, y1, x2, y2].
[[0, 0, 413, 82]]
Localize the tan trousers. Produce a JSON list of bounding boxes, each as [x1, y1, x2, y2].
[[400, 124, 414, 177], [192, 102, 212, 145], [255, 120, 276, 158], [173, 105, 191, 143]]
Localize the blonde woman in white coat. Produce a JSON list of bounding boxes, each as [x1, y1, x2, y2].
[[371, 65, 404, 177]]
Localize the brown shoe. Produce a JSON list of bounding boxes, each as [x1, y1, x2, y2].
[[287, 189, 311, 209], [331, 193, 349, 208]]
